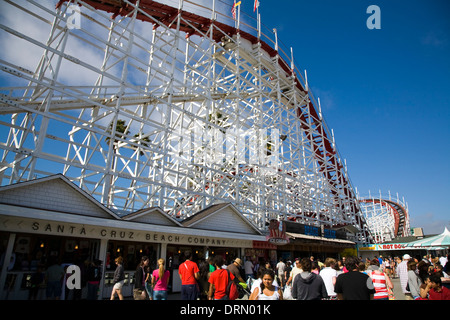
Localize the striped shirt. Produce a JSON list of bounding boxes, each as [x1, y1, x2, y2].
[[396, 261, 409, 293], [369, 270, 389, 299]]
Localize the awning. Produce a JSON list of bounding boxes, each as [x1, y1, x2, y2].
[[406, 227, 450, 248], [286, 232, 355, 245]]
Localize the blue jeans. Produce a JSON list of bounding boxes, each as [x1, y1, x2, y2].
[[87, 282, 99, 300], [153, 290, 168, 300], [145, 282, 153, 299], [181, 284, 198, 300]]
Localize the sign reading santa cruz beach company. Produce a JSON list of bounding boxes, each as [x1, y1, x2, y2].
[[0, 216, 252, 248], [266, 219, 289, 245]]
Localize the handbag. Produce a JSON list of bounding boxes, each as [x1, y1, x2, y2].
[[283, 285, 293, 300], [387, 286, 395, 300], [133, 288, 147, 300], [225, 270, 239, 300]]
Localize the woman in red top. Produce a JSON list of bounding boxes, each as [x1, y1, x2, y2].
[[208, 255, 234, 300], [422, 274, 450, 300], [367, 259, 393, 300]]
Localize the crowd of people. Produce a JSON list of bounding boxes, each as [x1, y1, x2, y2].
[[112, 255, 172, 300], [144, 252, 448, 301], [279, 253, 449, 300], [26, 250, 450, 300], [395, 253, 450, 300], [26, 256, 104, 300]]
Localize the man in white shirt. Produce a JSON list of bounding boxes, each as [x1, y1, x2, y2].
[[276, 258, 286, 287], [244, 258, 254, 280], [319, 258, 338, 299], [396, 254, 412, 300], [439, 255, 448, 268]]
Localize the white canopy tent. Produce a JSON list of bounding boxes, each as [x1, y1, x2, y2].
[[406, 227, 450, 248]]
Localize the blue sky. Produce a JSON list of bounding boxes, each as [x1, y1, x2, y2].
[[247, 0, 450, 234]]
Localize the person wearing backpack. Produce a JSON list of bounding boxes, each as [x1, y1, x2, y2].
[[208, 255, 235, 300], [86, 259, 102, 300], [227, 258, 245, 283]]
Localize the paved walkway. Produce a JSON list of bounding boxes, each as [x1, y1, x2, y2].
[[391, 276, 406, 300]]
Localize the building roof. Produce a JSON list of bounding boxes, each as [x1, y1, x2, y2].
[[181, 202, 262, 235], [384, 234, 439, 244], [0, 174, 121, 220], [121, 206, 183, 227]]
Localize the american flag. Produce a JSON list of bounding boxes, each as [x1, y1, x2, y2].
[[254, 0, 260, 12]]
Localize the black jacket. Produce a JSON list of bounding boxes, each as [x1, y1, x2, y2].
[[113, 264, 125, 284], [134, 266, 146, 290], [292, 272, 328, 300]]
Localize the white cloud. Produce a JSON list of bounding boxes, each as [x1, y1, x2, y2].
[[0, 0, 112, 86], [421, 30, 448, 47], [410, 212, 450, 235], [310, 86, 336, 111]]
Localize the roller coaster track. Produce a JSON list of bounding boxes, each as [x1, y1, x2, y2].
[[58, 0, 365, 232], [0, 0, 372, 242], [359, 197, 409, 242]]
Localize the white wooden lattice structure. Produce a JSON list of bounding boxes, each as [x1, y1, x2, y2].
[[358, 191, 410, 243], [0, 0, 373, 243]]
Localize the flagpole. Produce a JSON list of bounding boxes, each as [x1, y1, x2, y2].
[[237, 1, 241, 31], [257, 13, 261, 40], [256, 3, 260, 38], [273, 28, 278, 52]]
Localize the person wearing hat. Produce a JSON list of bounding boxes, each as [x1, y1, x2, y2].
[[396, 254, 413, 300], [227, 258, 245, 283]]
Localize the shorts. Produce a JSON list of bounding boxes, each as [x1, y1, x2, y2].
[[113, 280, 124, 290]]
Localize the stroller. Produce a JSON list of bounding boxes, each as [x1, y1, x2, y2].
[[236, 280, 252, 299]]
